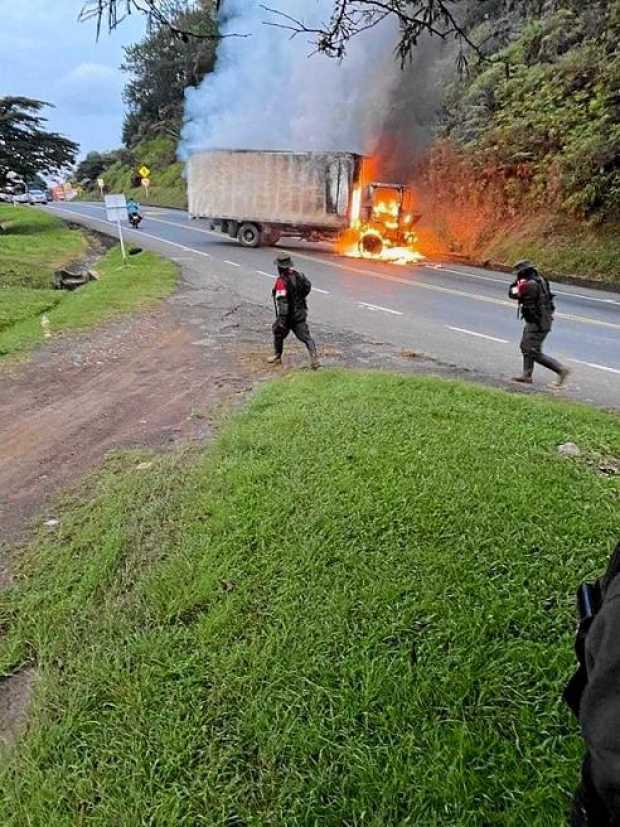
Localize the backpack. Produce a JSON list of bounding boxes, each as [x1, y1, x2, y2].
[[290, 270, 312, 299], [535, 274, 556, 315]]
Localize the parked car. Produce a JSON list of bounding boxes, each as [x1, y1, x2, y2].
[[12, 192, 30, 204], [28, 189, 48, 204], [0, 191, 13, 203]]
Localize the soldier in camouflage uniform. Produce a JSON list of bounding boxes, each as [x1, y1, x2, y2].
[[268, 253, 320, 369], [566, 542, 620, 826], [509, 259, 570, 386]]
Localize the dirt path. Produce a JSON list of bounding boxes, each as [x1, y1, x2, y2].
[[0, 255, 505, 578], [0, 272, 259, 553]]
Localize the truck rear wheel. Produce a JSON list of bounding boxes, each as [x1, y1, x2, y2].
[[237, 222, 261, 248]]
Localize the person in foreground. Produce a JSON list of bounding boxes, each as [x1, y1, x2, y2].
[[565, 541, 620, 825], [509, 259, 570, 386], [269, 253, 320, 369]]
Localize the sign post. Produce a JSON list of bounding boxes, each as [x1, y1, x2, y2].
[[141, 177, 150, 198], [137, 165, 150, 180], [97, 178, 105, 198], [104, 194, 128, 263]]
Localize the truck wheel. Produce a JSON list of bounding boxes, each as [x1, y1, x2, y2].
[[360, 232, 383, 257], [238, 223, 261, 248]]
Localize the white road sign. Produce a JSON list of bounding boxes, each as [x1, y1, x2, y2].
[[104, 193, 128, 262], [104, 193, 127, 223]]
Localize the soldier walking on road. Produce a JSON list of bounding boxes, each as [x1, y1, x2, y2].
[[509, 259, 570, 386], [268, 253, 320, 369]]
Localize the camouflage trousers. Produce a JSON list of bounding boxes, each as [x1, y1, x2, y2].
[[273, 319, 317, 358], [520, 322, 563, 377]]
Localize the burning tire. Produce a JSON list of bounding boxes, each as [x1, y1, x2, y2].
[[360, 231, 383, 257], [237, 222, 261, 248]]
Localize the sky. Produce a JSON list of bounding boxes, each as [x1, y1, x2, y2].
[[2, 0, 146, 159]]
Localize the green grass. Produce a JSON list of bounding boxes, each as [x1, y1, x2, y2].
[[0, 288, 61, 333], [79, 136, 188, 209], [482, 215, 620, 284], [0, 246, 178, 358], [0, 205, 87, 291], [1, 372, 618, 825]]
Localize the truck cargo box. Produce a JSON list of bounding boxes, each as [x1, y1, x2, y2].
[[187, 149, 362, 229]]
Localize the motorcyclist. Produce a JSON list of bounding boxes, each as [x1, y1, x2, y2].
[[126, 198, 142, 226]]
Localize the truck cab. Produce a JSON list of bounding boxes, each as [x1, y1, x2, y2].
[[358, 182, 421, 256]]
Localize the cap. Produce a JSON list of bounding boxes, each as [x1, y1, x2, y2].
[[513, 259, 536, 276], [274, 253, 293, 269]]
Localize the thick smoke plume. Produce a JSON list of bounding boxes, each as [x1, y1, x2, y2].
[[373, 34, 456, 181], [180, 1, 403, 157]]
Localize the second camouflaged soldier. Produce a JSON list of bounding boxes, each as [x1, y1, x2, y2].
[[565, 541, 620, 825], [509, 259, 570, 387], [268, 253, 320, 369]]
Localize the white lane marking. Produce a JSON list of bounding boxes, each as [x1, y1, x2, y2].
[[47, 206, 214, 259], [425, 264, 620, 307], [313, 287, 330, 295], [359, 302, 403, 316], [437, 266, 507, 285], [257, 270, 274, 279], [554, 291, 618, 306], [568, 358, 620, 376], [447, 326, 509, 344], [280, 249, 620, 331], [224, 260, 241, 267], [49, 206, 620, 330], [70, 205, 620, 308], [76, 205, 220, 239], [148, 214, 217, 235]]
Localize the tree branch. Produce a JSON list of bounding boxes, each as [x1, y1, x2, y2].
[[79, 1, 247, 42], [262, 1, 507, 70]]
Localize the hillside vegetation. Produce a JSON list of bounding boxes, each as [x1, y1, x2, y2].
[[419, 0, 620, 279], [82, 136, 187, 209]]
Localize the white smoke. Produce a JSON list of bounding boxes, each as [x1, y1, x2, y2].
[[180, 0, 402, 157]]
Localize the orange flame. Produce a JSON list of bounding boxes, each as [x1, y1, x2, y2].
[[336, 159, 424, 266], [350, 186, 362, 228]]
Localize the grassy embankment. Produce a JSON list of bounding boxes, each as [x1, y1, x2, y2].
[[418, 211, 620, 285], [419, 6, 620, 286], [81, 136, 187, 210], [0, 206, 178, 358], [1, 371, 618, 824], [481, 216, 620, 285]]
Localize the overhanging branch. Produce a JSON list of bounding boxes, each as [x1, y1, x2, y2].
[[79, 1, 246, 42], [262, 1, 507, 70]]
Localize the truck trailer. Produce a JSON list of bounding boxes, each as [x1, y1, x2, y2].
[[187, 149, 362, 247], [186, 148, 419, 255]]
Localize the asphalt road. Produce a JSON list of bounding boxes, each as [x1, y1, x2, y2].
[[46, 201, 620, 409]]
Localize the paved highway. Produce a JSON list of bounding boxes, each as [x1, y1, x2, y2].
[[46, 201, 620, 409]]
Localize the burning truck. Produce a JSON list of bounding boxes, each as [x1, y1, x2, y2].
[[186, 149, 422, 263]]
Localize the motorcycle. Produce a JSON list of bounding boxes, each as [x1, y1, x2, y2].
[[128, 212, 143, 229]]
